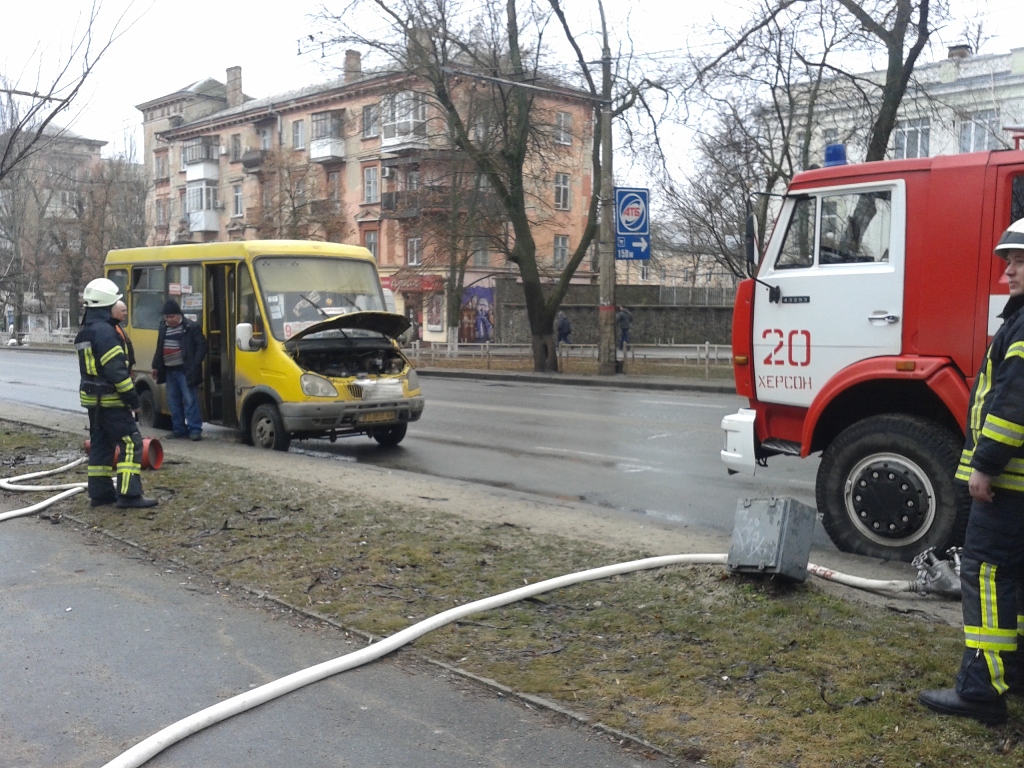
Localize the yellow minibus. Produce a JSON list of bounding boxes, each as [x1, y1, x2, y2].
[[104, 240, 424, 450]]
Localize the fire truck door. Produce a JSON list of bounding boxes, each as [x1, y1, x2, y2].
[[753, 181, 906, 408]]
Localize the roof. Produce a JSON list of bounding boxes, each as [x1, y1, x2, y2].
[[135, 78, 229, 111], [104, 239, 376, 267]]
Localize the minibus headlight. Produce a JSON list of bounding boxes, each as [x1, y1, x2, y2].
[[300, 373, 339, 397], [405, 368, 420, 391]]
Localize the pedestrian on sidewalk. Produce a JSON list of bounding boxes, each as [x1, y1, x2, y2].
[[151, 299, 207, 441], [556, 311, 572, 345], [616, 306, 632, 350]]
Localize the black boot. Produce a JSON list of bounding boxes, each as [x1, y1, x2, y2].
[[919, 688, 1007, 725], [116, 496, 158, 509], [90, 494, 117, 507]]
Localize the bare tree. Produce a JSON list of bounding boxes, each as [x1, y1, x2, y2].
[[251, 150, 351, 242], [0, 1, 132, 184], [319, 0, 665, 371]]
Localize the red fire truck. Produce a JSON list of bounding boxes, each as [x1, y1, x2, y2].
[[721, 149, 1024, 561]]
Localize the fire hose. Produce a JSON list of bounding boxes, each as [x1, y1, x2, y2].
[[1, 460, 962, 768]]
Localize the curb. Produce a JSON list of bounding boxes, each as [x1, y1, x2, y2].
[[416, 367, 737, 395]]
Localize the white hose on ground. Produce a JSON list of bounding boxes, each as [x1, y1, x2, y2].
[[0, 457, 86, 522], [101, 553, 730, 768], [807, 561, 915, 593]]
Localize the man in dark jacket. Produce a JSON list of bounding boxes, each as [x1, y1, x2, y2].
[[76, 278, 156, 509], [151, 299, 207, 440], [615, 306, 632, 350], [920, 219, 1024, 725]]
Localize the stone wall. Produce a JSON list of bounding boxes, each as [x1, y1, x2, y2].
[[493, 279, 734, 345]]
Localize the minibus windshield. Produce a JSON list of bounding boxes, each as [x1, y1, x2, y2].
[[253, 256, 385, 340]]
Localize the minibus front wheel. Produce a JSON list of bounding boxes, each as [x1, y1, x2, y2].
[[250, 404, 291, 452], [372, 423, 407, 447]]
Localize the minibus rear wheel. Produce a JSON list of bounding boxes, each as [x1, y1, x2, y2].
[[250, 404, 291, 451]]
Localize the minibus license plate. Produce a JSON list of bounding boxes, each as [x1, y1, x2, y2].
[[359, 411, 396, 424]]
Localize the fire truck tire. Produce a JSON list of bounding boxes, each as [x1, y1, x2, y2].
[[250, 404, 291, 452], [816, 414, 968, 562]]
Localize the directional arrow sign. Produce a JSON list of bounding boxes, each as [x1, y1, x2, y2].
[[614, 187, 650, 261]]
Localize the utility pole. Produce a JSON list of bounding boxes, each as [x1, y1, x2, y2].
[[596, 0, 616, 375]]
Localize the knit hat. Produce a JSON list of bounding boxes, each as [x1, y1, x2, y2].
[[162, 299, 182, 315]]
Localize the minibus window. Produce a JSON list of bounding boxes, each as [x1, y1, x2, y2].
[[131, 266, 165, 329], [253, 256, 385, 340], [166, 264, 204, 322], [238, 265, 264, 335]]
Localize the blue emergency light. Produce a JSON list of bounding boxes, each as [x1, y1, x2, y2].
[[823, 143, 848, 167]]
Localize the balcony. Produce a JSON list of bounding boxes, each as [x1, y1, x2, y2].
[[380, 126, 430, 153], [381, 186, 500, 219], [241, 149, 268, 173], [185, 160, 219, 182], [309, 137, 345, 163], [188, 209, 220, 233]]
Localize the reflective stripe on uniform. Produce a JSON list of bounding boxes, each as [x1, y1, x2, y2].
[[971, 563, 1013, 694], [970, 359, 993, 436], [99, 346, 122, 366], [119, 436, 139, 495], [1006, 340, 1024, 361], [87, 465, 114, 478], [80, 392, 98, 407], [981, 414, 1024, 447], [114, 377, 134, 393], [83, 347, 98, 376]]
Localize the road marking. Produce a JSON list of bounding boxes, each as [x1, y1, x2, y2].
[[534, 446, 642, 462]]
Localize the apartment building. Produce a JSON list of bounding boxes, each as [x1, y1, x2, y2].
[[136, 53, 595, 343], [811, 45, 1024, 163], [0, 125, 111, 340]]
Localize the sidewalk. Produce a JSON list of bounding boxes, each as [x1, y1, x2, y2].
[[415, 367, 738, 395]]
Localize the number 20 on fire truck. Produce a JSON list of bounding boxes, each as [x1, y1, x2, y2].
[[722, 147, 1024, 561]]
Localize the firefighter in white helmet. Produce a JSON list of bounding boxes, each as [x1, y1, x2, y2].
[[75, 278, 157, 509], [920, 218, 1024, 724]]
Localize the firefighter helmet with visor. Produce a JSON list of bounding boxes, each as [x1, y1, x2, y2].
[[82, 278, 122, 307], [994, 219, 1024, 258]]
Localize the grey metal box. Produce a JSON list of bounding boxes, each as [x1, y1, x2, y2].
[[727, 497, 817, 582]]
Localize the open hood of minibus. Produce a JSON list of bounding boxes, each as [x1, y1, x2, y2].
[[287, 311, 411, 341]]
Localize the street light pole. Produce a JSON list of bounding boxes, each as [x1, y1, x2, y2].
[[596, 1, 616, 376]]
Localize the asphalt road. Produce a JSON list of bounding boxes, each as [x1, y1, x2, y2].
[[0, 347, 828, 548], [0, 517, 669, 768]]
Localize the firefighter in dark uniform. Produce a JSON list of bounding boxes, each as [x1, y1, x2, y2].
[[920, 219, 1024, 725], [76, 278, 157, 509]]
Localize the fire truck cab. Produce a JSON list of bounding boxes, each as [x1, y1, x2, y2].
[[722, 149, 1024, 561]]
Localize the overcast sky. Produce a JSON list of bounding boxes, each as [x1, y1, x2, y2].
[[3, 0, 1022, 173]]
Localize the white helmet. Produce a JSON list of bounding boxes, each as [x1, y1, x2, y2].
[[83, 277, 122, 307], [994, 219, 1024, 257]]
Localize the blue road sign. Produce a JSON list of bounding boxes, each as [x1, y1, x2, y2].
[[614, 187, 650, 261]]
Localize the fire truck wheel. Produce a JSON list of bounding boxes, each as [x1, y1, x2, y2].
[[816, 414, 968, 562], [250, 404, 292, 452]]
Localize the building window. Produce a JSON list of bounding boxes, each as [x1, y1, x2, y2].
[[960, 109, 1000, 153], [292, 119, 305, 149], [382, 91, 428, 140], [153, 152, 168, 180], [230, 134, 242, 162], [328, 170, 341, 208], [639, 263, 650, 281], [312, 111, 343, 140], [555, 111, 573, 145], [894, 118, 930, 159], [233, 184, 243, 217], [362, 104, 379, 138], [406, 169, 420, 190], [472, 237, 489, 267], [186, 181, 218, 212], [554, 173, 571, 211], [155, 198, 169, 226], [822, 128, 839, 145], [259, 127, 273, 150], [553, 235, 569, 268], [182, 137, 218, 163], [363, 166, 379, 204], [407, 237, 422, 266], [364, 230, 378, 259]]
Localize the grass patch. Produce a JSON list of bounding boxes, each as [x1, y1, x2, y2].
[[4, 423, 1022, 767]]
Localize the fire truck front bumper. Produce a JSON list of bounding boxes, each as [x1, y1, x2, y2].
[[721, 408, 757, 475]]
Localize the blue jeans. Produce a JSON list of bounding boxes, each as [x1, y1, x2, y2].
[[165, 368, 202, 437]]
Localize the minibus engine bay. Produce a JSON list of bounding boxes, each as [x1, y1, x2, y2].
[[286, 336, 407, 378]]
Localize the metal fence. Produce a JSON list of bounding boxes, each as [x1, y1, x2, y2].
[[658, 285, 737, 306]]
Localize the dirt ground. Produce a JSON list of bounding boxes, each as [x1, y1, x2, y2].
[[0, 399, 962, 629]]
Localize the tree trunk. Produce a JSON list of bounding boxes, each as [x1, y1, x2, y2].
[[531, 333, 557, 371]]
